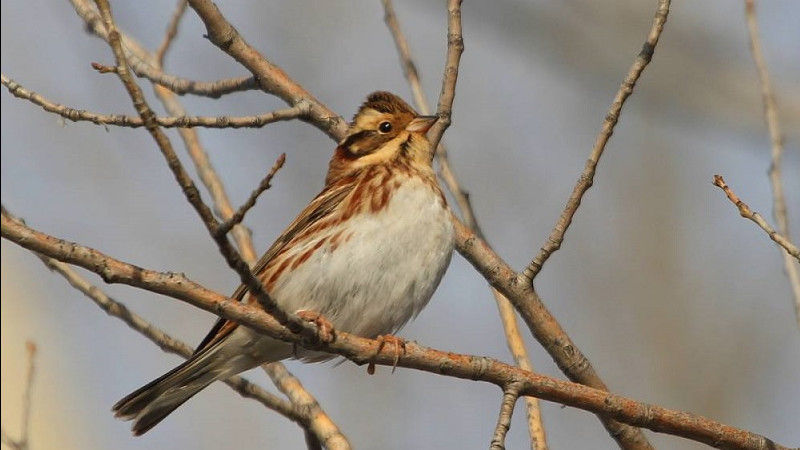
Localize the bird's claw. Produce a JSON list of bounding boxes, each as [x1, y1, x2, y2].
[[367, 334, 407, 375], [296, 310, 336, 344]]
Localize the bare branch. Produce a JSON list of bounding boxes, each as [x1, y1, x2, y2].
[[33, 253, 300, 422], [155, 0, 187, 67], [522, 0, 671, 282], [263, 363, 351, 450], [490, 385, 521, 450], [494, 292, 548, 450], [712, 175, 800, 260], [1, 74, 306, 129], [185, 0, 349, 140], [744, 0, 800, 326], [427, 0, 464, 150], [91, 0, 316, 340], [0, 213, 787, 450], [455, 219, 653, 449], [216, 154, 286, 237]]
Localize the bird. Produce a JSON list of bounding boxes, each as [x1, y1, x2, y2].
[[112, 91, 455, 435]]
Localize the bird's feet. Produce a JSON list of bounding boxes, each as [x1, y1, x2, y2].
[[296, 310, 336, 344], [367, 334, 407, 375]]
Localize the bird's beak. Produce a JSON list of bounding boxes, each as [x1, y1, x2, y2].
[[405, 115, 438, 133]]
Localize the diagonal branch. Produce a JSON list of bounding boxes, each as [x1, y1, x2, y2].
[[744, 0, 800, 326], [215, 154, 286, 237], [33, 253, 302, 423], [522, 0, 671, 282], [185, 0, 348, 141], [712, 175, 800, 260], [1, 73, 306, 129], [92, 0, 316, 340], [155, 0, 187, 67], [0, 212, 787, 450]]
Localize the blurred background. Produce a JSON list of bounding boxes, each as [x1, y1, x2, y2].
[[2, 1, 799, 449]]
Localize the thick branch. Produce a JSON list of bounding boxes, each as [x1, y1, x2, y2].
[[522, 0, 671, 281], [744, 0, 800, 326], [1, 74, 306, 129], [712, 175, 799, 260], [0, 213, 786, 450]]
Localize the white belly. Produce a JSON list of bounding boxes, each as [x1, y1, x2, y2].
[[271, 177, 454, 339]]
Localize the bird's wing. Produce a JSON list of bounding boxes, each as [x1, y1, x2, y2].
[[194, 179, 358, 354]]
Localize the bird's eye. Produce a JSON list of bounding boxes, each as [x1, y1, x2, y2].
[[378, 121, 393, 133]]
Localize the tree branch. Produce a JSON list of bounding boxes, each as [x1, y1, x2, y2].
[[155, 0, 187, 67], [522, 0, 671, 282], [185, 0, 349, 141], [216, 154, 286, 238], [92, 0, 317, 340], [32, 252, 302, 424], [490, 384, 521, 450], [1, 74, 306, 129], [712, 175, 800, 260], [0, 212, 787, 450], [743, 0, 800, 326], [426, 0, 464, 150]]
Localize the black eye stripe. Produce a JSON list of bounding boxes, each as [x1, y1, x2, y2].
[[340, 130, 374, 150]]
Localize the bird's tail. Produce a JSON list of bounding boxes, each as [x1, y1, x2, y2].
[[112, 334, 258, 436]]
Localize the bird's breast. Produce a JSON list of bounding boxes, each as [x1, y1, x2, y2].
[[269, 176, 455, 338]]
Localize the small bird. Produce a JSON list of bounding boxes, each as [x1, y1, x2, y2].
[[113, 91, 455, 435]]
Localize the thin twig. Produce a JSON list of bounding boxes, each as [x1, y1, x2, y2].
[[155, 0, 187, 67], [494, 292, 548, 450], [522, 0, 671, 282], [1, 74, 305, 129], [381, 3, 548, 448], [92, 0, 316, 340], [426, 0, 464, 150], [0, 341, 37, 450], [490, 385, 521, 450], [712, 175, 800, 260], [744, 0, 800, 326], [216, 154, 286, 237], [0, 212, 788, 450], [71, 0, 257, 98]]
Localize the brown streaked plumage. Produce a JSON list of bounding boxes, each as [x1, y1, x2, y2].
[[112, 91, 453, 436]]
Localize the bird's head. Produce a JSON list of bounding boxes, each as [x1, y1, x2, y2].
[[327, 91, 437, 183]]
